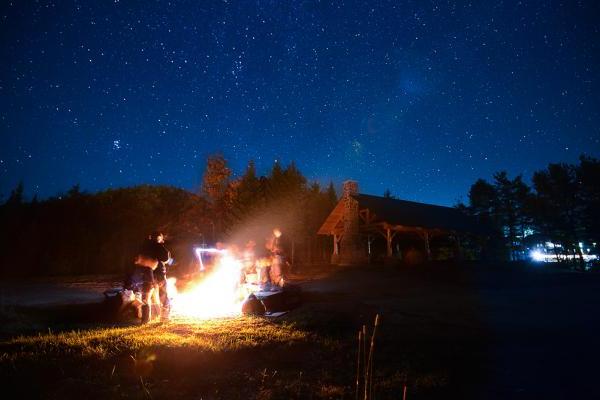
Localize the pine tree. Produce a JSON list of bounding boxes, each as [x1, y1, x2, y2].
[[201, 154, 231, 202], [200, 154, 234, 240], [494, 172, 520, 260], [283, 162, 306, 193], [578, 155, 600, 246], [532, 163, 584, 267], [266, 160, 286, 201], [231, 160, 263, 223], [326, 181, 337, 206], [468, 179, 497, 222], [6, 181, 24, 206], [67, 184, 83, 198]]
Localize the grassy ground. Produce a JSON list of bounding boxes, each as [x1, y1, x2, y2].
[[0, 263, 487, 399]]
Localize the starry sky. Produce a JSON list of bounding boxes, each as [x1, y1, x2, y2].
[[1, 0, 599, 206]]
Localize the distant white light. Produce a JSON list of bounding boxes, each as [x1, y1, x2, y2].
[[530, 247, 598, 263], [530, 250, 546, 262], [113, 139, 121, 150]]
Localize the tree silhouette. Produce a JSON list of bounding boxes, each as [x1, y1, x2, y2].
[[326, 181, 337, 206], [532, 163, 585, 267], [383, 189, 396, 199], [200, 154, 235, 239], [6, 181, 24, 205], [578, 156, 600, 246], [463, 156, 598, 266], [493, 172, 533, 260], [466, 173, 534, 260]]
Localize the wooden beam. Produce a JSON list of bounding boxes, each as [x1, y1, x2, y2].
[[386, 228, 392, 257]]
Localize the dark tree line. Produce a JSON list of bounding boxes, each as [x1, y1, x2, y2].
[[0, 155, 337, 277], [0, 184, 211, 277], [6, 151, 594, 277], [463, 155, 600, 266]]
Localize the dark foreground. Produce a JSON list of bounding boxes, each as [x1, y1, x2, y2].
[[1, 263, 599, 399], [474, 266, 600, 399]]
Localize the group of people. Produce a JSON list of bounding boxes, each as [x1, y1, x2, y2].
[[122, 228, 288, 323], [124, 231, 172, 323], [239, 228, 287, 291]]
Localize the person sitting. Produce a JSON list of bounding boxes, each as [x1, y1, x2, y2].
[[124, 254, 159, 323]]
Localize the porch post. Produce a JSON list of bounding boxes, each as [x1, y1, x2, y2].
[[333, 234, 339, 255], [454, 233, 464, 261], [386, 228, 392, 257], [424, 231, 432, 261]]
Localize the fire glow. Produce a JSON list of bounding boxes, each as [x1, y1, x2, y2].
[[169, 248, 246, 319]]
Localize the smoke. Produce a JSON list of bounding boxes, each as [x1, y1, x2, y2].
[[225, 192, 306, 250]]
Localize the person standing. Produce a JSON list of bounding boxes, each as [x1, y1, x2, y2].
[[267, 228, 285, 289], [140, 231, 172, 320], [240, 240, 257, 284]]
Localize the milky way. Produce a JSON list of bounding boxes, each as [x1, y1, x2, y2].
[[1, 1, 598, 205]]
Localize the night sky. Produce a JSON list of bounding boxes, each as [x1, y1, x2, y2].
[[1, 1, 599, 206]]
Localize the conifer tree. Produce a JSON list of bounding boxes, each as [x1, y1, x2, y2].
[[200, 154, 234, 239]]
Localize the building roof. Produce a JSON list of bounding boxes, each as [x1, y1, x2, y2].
[[318, 193, 487, 235], [316, 199, 346, 236]]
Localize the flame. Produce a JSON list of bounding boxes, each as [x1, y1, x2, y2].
[[169, 251, 246, 319]]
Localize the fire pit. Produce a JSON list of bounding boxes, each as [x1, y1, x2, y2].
[[168, 247, 301, 320]]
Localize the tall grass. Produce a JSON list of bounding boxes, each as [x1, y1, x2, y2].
[[355, 314, 380, 400]]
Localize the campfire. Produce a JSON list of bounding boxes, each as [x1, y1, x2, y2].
[[142, 226, 296, 322], [168, 248, 246, 319]]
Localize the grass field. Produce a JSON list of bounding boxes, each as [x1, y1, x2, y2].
[[0, 263, 512, 399]]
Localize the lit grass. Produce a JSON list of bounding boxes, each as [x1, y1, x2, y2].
[[0, 316, 328, 399], [1, 316, 310, 361], [0, 265, 487, 398]]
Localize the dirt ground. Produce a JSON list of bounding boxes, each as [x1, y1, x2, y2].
[[1, 263, 599, 399]]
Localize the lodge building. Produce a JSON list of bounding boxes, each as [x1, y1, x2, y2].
[[317, 180, 487, 265]]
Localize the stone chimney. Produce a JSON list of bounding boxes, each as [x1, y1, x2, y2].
[[342, 180, 358, 199], [338, 180, 367, 265]]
